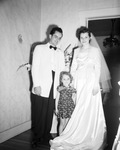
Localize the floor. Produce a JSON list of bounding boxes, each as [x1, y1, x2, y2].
[[0, 129, 50, 150]]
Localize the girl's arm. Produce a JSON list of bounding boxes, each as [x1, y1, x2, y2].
[[72, 92, 77, 105]]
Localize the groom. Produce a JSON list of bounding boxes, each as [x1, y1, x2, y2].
[[31, 26, 65, 148]]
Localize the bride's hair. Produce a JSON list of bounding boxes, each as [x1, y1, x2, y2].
[[76, 26, 91, 41]]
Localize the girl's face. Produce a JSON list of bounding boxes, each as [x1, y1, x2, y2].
[[62, 74, 71, 87], [80, 32, 90, 46]]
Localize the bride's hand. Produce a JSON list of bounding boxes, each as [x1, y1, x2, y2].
[[92, 83, 100, 96]]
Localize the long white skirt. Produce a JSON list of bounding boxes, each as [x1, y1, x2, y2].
[[50, 71, 106, 150]]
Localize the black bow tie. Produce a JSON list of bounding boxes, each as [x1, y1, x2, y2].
[[49, 45, 57, 50]]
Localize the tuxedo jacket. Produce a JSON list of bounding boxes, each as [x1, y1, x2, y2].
[[31, 43, 65, 98]]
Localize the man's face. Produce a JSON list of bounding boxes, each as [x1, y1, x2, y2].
[[49, 31, 63, 46]]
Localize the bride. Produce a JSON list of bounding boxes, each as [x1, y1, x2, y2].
[[50, 26, 111, 150]]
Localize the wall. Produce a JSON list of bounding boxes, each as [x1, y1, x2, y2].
[[0, 0, 41, 143]]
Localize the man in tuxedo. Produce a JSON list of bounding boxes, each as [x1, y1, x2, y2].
[[31, 26, 65, 148]]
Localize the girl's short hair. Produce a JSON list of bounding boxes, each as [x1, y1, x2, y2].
[[59, 71, 73, 86]]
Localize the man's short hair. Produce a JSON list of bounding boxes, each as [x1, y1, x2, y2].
[[50, 26, 63, 36]]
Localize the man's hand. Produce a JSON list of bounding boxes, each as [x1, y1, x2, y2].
[[34, 86, 41, 96]]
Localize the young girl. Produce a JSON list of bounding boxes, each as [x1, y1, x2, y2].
[[55, 71, 77, 134]]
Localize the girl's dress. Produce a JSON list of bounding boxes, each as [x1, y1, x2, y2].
[[50, 46, 107, 150], [57, 86, 76, 119]]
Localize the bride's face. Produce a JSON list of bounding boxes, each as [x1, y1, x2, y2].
[[80, 32, 90, 46]]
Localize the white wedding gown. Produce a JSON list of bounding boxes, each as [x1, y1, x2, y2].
[[50, 46, 107, 150]]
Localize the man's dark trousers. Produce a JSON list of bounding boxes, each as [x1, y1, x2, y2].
[[31, 71, 55, 142]]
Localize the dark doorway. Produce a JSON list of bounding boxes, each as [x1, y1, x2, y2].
[[88, 18, 120, 150]]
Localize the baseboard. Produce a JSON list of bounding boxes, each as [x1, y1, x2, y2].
[[0, 121, 31, 143]]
